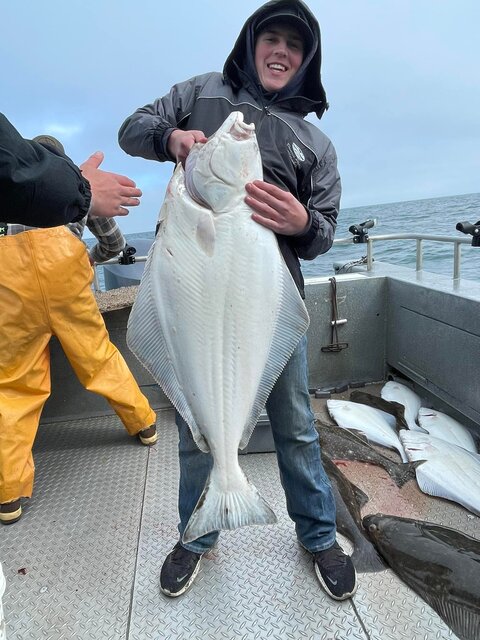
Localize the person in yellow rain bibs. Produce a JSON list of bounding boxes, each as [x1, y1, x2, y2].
[[0, 136, 157, 525]]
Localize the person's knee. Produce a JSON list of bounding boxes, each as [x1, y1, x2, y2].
[[273, 419, 317, 447]]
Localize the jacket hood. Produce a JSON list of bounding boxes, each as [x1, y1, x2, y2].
[[223, 0, 328, 119]]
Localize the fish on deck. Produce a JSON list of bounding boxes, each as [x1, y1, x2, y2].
[[326, 399, 408, 462], [380, 380, 425, 432], [349, 390, 409, 430], [127, 111, 310, 543], [316, 421, 419, 488], [322, 454, 384, 574], [399, 429, 480, 517], [417, 407, 478, 453], [364, 513, 480, 640]]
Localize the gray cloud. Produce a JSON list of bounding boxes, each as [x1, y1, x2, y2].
[[3, 0, 479, 232]]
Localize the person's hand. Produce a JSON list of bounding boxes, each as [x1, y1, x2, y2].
[[80, 151, 142, 217], [245, 180, 309, 235], [167, 129, 208, 167]]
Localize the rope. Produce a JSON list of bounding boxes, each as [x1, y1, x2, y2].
[[321, 277, 349, 353]]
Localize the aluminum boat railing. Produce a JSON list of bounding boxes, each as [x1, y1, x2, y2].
[[332, 232, 473, 279], [92, 227, 477, 292]]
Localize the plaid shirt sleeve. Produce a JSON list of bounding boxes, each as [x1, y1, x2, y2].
[[86, 215, 126, 263]]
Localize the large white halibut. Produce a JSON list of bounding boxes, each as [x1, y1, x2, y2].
[[327, 399, 408, 462], [127, 112, 310, 543], [399, 429, 480, 516], [417, 407, 477, 453], [381, 381, 425, 432]]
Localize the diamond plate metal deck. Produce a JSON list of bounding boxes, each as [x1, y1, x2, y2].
[[130, 411, 367, 640], [1, 409, 477, 639], [0, 415, 148, 640]]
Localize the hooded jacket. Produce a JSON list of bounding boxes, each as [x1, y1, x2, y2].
[[118, 0, 340, 297]]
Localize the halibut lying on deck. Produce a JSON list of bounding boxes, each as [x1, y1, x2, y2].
[[127, 112, 310, 543], [326, 399, 408, 462], [364, 513, 480, 640], [399, 429, 480, 516]]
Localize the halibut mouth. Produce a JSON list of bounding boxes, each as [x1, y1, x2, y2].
[[184, 113, 255, 207]]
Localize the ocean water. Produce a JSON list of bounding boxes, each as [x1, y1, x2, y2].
[[90, 192, 480, 288], [304, 191, 480, 280]]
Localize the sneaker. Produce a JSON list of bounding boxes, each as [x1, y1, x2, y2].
[[313, 542, 357, 600], [0, 499, 22, 525], [160, 542, 203, 597], [138, 424, 158, 446]]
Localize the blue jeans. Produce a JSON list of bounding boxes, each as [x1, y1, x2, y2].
[[176, 335, 337, 554]]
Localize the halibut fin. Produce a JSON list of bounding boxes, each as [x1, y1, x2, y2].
[[239, 269, 309, 450], [127, 244, 209, 452], [182, 466, 277, 544], [427, 593, 480, 640]]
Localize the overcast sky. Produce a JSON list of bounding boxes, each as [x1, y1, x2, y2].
[[3, 0, 479, 235]]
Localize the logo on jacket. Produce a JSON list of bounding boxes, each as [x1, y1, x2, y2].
[[287, 142, 305, 168]]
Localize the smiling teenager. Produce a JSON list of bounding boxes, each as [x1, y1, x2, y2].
[[255, 24, 305, 92], [118, 0, 356, 601]]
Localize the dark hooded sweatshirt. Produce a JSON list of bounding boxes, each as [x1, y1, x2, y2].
[[118, 0, 341, 297]]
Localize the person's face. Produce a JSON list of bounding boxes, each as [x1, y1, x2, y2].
[[254, 24, 304, 92]]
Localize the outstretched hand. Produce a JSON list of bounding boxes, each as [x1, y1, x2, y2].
[[80, 151, 142, 217], [245, 180, 309, 235], [167, 129, 208, 167]]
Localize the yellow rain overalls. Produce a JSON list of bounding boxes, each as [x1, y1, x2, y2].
[[0, 227, 156, 503]]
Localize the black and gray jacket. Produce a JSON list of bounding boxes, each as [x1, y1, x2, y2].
[[118, 0, 340, 297]]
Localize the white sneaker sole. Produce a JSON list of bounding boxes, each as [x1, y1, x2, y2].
[[160, 557, 202, 598], [314, 563, 358, 600]]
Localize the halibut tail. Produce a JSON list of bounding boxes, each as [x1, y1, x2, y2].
[[351, 539, 385, 574], [182, 467, 277, 544], [391, 460, 424, 488]]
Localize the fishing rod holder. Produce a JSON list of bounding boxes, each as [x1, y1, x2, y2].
[[348, 218, 377, 244], [119, 244, 137, 265], [456, 220, 480, 247]]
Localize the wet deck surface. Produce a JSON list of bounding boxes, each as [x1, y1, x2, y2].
[[1, 390, 478, 639]]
